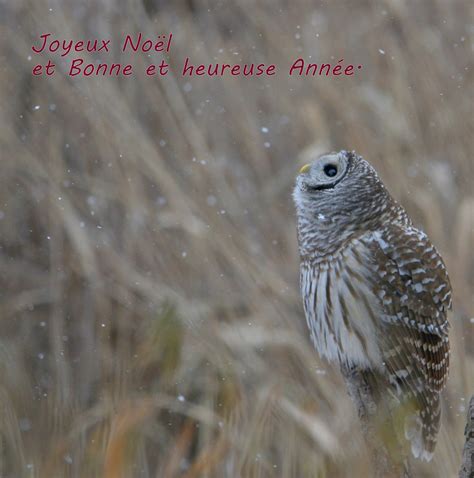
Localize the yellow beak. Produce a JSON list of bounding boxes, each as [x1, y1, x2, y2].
[[299, 163, 311, 174]]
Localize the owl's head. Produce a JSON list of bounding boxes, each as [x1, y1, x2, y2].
[[293, 151, 398, 247]]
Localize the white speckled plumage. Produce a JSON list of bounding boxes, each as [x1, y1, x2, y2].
[[294, 151, 451, 461]]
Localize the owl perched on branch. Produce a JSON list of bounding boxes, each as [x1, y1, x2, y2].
[[293, 150, 451, 462]]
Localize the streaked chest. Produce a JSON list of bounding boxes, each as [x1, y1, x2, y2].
[[300, 246, 383, 369]]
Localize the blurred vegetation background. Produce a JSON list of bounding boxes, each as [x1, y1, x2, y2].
[[0, 1, 473, 477]]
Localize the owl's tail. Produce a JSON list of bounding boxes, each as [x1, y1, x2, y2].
[[404, 391, 441, 462]]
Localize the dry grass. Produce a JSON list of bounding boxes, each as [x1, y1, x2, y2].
[[0, 0, 473, 477]]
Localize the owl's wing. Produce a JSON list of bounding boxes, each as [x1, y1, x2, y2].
[[360, 224, 451, 460]]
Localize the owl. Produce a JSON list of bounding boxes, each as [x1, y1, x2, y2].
[[293, 150, 451, 461]]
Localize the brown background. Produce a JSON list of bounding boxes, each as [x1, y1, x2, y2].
[[0, 1, 472, 477]]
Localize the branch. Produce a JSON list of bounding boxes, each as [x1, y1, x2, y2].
[[340, 365, 411, 478], [459, 395, 474, 478]]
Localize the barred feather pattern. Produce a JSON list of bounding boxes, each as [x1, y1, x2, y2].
[[294, 151, 451, 461]]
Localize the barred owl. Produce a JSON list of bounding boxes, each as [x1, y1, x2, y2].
[[293, 150, 451, 461]]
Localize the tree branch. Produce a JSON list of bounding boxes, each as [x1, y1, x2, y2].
[[459, 395, 474, 478], [340, 365, 411, 478]]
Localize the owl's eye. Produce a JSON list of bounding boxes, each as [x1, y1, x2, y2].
[[301, 152, 348, 191], [323, 164, 338, 177]]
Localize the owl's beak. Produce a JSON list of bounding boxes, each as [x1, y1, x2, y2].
[[299, 163, 311, 174]]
